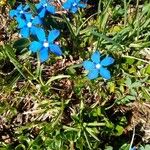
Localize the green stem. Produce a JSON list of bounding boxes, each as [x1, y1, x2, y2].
[[76, 12, 100, 36], [52, 100, 64, 128], [124, 0, 127, 26], [98, 0, 102, 14], [62, 14, 76, 39], [122, 54, 150, 64]]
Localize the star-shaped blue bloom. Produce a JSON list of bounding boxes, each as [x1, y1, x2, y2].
[[36, 0, 56, 18], [83, 51, 114, 80], [17, 14, 42, 38], [63, 0, 86, 13], [9, 4, 29, 19], [29, 28, 62, 62]]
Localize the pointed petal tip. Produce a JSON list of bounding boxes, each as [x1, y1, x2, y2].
[[48, 29, 60, 43], [91, 51, 101, 63], [83, 60, 95, 70], [99, 67, 111, 80], [101, 57, 115, 66], [87, 69, 99, 80]]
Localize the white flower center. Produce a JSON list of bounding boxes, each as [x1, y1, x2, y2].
[[43, 3, 47, 7], [43, 41, 49, 48], [27, 22, 32, 28], [95, 64, 101, 69], [72, 2, 77, 7], [20, 10, 24, 14]]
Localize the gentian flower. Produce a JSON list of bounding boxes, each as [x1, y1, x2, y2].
[[63, 0, 86, 13], [36, 0, 56, 18], [9, 4, 29, 19], [17, 14, 42, 38], [83, 51, 114, 80], [29, 28, 62, 62]]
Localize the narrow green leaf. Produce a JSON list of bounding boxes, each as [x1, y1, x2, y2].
[[5, 45, 26, 79], [91, 31, 123, 50], [86, 127, 100, 141], [45, 75, 70, 86], [13, 38, 30, 51]]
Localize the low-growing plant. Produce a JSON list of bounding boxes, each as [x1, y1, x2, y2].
[[0, 0, 150, 149]]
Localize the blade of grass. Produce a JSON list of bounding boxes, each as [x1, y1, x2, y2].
[[45, 75, 70, 86], [62, 14, 76, 39], [5, 45, 27, 79], [91, 31, 123, 50], [122, 54, 150, 64]]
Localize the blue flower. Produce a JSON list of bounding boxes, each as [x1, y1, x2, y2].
[[83, 51, 114, 80], [29, 28, 62, 62], [36, 0, 56, 18], [63, 0, 86, 13], [17, 14, 42, 38], [9, 4, 29, 19]]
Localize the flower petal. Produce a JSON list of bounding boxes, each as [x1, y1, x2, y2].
[[39, 8, 46, 18], [20, 27, 29, 38], [30, 26, 37, 35], [23, 5, 29, 11], [29, 41, 42, 52], [49, 44, 62, 56], [25, 13, 32, 22], [9, 10, 17, 18], [76, 0, 80, 2], [83, 60, 95, 70], [32, 16, 42, 25], [39, 48, 49, 62], [63, 1, 72, 9], [41, 0, 47, 4], [87, 69, 99, 80], [99, 67, 111, 80], [47, 5, 56, 14], [91, 51, 100, 63], [48, 29, 60, 43], [36, 3, 41, 9], [17, 4, 23, 11], [71, 7, 78, 13], [17, 17, 26, 28], [78, 3, 86, 8], [101, 57, 114, 66], [35, 28, 46, 41]]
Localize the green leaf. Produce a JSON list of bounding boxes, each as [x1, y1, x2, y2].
[[119, 143, 130, 150], [115, 125, 124, 136], [4, 45, 26, 79], [141, 88, 150, 100], [87, 122, 105, 127], [145, 65, 150, 74], [27, 1, 37, 15], [140, 144, 150, 150], [131, 82, 141, 88], [45, 75, 70, 86], [145, 144, 150, 150], [8, 0, 16, 6], [15, 144, 26, 150], [125, 77, 132, 87], [13, 38, 30, 51], [126, 95, 136, 100], [105, 146, 113, 150], [91, 31, 123, 50]]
